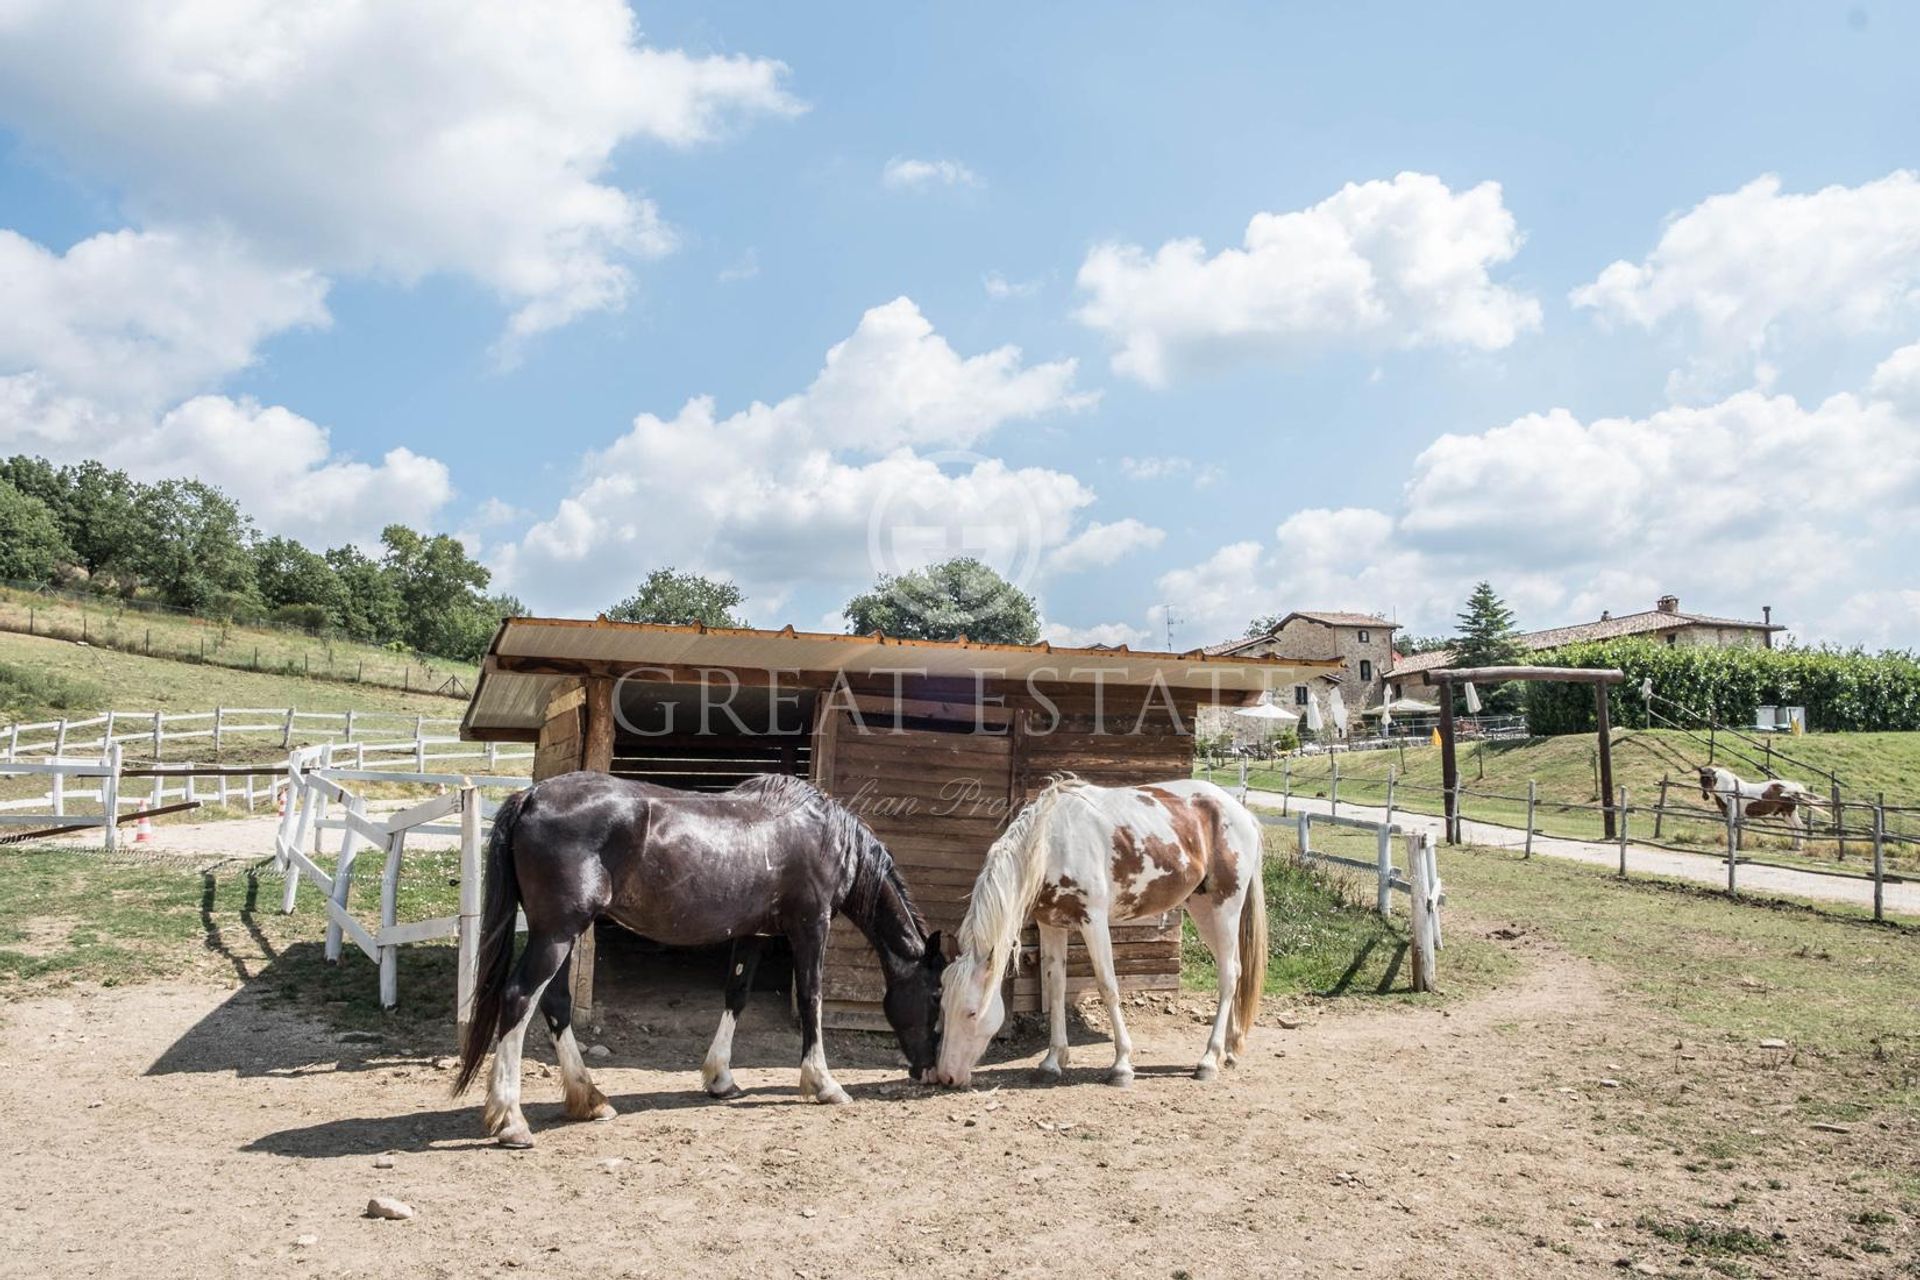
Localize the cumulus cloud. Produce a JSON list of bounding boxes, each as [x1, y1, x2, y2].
[[0, 0, 801, 342], [1045, 518, 1165, 574], [984, 271, 1040, 299], [1075, 172, 1540, 385], [0, 378, 452, 548], [1572, 172, 1920, 394], [494, 298, 1102, 614], [1157, 346, 1920, 646], [0, 228, 328, 411], [1119, 455, 1223, 487], [1040, 621, 1154, 649], [882, 157, 981, 190]]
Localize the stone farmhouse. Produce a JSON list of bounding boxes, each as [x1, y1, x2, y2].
[[1204, 611, 1398, 738], [1386, 594, 1783, 694]]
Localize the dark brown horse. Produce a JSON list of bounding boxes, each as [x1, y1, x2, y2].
[[453, 771, 945, 1147]]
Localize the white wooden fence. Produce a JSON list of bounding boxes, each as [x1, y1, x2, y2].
[[1, 706, 530, 770], [1267, 809, 1444, 993], [273, 745, 527, 1019]]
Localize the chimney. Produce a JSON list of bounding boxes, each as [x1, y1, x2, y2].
[[1599, 610, 1611, 621], [1763, 605, 1772, 626], [1656, 594, 1679, 614]]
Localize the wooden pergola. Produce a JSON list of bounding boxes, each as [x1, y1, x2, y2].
[[1427, 665, 1627, 842]]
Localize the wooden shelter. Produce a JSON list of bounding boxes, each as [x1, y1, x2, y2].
[[461, 618, 1335, 1026]]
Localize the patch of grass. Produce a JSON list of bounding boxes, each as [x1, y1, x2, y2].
[[0, 658, 104, 721], [1636, 1215, 1778, 1257], [1183, 825, 1516, 1001], [0, 847, 463, 1027]]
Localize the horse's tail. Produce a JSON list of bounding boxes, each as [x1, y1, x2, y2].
[[1230, 822, 1268, 1057], [452, 785, 532, 1096]]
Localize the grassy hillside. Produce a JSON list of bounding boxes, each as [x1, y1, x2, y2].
[[1201, 728, 1920, 866], [0, 585, 478, 698], [0, 630, 465, 727]]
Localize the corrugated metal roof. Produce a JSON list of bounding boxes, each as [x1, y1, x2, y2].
[[463, 617, 1343, 738]]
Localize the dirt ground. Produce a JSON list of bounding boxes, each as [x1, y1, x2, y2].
[[2, 924, 1912, 1280]]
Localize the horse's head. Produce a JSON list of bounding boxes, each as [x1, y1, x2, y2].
[[932, 948, 1006, 1088], [1698, 766, 1721, 801], [882, 931, 948, 1083]]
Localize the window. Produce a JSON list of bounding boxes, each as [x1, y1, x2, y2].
[[1359, 659, 1374, 681], [1293, 685, 1309, 706], [1357, 630, 1370, 643]]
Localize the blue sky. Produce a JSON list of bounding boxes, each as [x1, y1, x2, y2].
[[2, 2, 1918, 649]]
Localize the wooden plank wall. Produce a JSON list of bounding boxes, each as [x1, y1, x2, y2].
[[532, 683, 585, 781]]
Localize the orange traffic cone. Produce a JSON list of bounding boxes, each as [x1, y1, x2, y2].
[[133, 814, 154, 844]]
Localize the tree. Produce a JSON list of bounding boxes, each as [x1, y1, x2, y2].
[[1245, 612, 1282, 638], [607, 568, 746, 628], [380, 525, 492, 657], [254, 537, 342, 612], [1396, 634, 1453, 656], [325, 546, 405, 643], [1451, 581, 1525, 712], [0, 456, 142, 584], [129, 478, 259, 614], [0, 479, 74, 583], [843, 557, 1041, 645]]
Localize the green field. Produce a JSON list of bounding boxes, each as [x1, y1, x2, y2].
[[0, 584, 479, 700], [1199, 729, 1920, 868]]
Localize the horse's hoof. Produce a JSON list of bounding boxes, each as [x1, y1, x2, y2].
[[706, 1082, 744, 1101], [576, 1100, 617, 1122], [815, 1087, 853, 1106], [1193, 1063, 1219, 1083], [1104, 1069, 1134, 1089], [495, 1124, 535, 1149], [1032, 1063, 1064, 1084]]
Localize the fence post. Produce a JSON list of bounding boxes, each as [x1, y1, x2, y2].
[[345, 708, 357, 743], [324, 794, 367, 964], [101, 744, 123, 853], [379, 830, 404, 1009], [1408, 833, 1437, 993], [1281, 758, 1291, 816], [1296, 811, 1311, 864], [415, 735, 427, 773], [456, 788, 484, 1042], [1330, 755, 1339, 821], [151, 712, 163, 761], [1525, 780, 1536, 859], [1831, 781, 1845, 860], [213, 706, 224, 755], [1653, 777, 1668, 839], [486, 739, 498, 769], [1616, 785, 1629, 878], [282, 707, 296, 750], [53, 718, 67, 756], [1871, 797, 1885, 924], [1450, 777, 1464, 844], [1375, 822, 1392, 918], [1724, 793, 1739, 897], [104, 710, 116, 748], [6, 721, 15, 760], [1385, 765, 1397, 827]]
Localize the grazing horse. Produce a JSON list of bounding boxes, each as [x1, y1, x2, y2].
[[933, 776, 1266, 1090], [453, 772, 947, 1147], [1699, 766, 1825, 846]]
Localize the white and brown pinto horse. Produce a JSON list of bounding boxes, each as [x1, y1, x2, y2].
[[1699, 766, 1826, 845], [933, 777, 1266, 1089]]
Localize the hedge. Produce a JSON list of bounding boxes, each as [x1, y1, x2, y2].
[[1523, 640, 1920, 734]]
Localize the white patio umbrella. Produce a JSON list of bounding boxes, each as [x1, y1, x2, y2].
[[1303, 693, 1325, 733], [1378, 698, 1392, 733], [1232, 698, 1300, 725], [1327, 687, 1349, 738]]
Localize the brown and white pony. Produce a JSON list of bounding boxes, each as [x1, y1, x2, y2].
[[933, 777, 1267, 1089], [1699, 766, 1826, 844]]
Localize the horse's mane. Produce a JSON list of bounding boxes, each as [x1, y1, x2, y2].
[[732, 774, 928, 948], [949, 774, 1088, 996]]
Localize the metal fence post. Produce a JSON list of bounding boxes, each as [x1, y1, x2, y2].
[[1872, 797, 1885, 924], [1375, 822, 1392, 918], [1615, 785, 1628, 877]]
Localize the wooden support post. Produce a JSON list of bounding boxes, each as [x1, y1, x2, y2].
[[570, 676, 618, 1020], [1375, 822, 1392, 918], [1329, 754, 1339, 821], [1616, 785, 1629, 877], [1236, 758, 1247, 804], [1281, 758, 1291, 816], [151, 712, 162, 761], [1408, 833, 1437, 993], [1725, 792, 1739, 897], [379, 830, 404, 1009], [1831, 781, 1845, 860], [1384, 765, 1397, 828], [1594, 684, 1616, 840], [101, 744, 122, 853], [1871, 797, 1885, 924], [1438, 682, 1459, 844], [324, 795, 366, 963], [54, 718, 67, 757], [345, 709, 357, 744], [52, 764, 65, 817], [1296, 811, 1311, 865], [213, 707, 224, 755], [282, 707, 296, 750], [456, 789, 483, 1043], [284, 770, 316, 913], [1525, 780, 1536, 859], [1653, 776, 1669, 839]]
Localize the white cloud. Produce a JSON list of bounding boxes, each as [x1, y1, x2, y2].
[[0, 228, 328, 411], [0, 379, 452, 548], [718, 249, 761, 284], [1119, 454, 1223, 487], [1045, 518, 1165, 574], [882, 157, 981, 191], [1157, 347, 1920, 646], [1075, 172, 1541, 386], [1040, 621, 1153, 649], [0, 0, 801, 342], [1572, 172, 1920, 393], [495, 299, 1102, 614], [984, 271, 1040, 299]]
